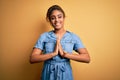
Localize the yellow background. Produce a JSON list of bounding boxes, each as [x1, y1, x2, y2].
[[0, 0, 120, 80]]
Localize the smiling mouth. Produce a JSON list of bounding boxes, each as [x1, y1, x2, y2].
[[55, 22, 61, 25]]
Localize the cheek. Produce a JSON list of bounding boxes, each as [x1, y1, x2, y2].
[[60, 19, 64, 24], [61, 18, 65, 22], [50, 20, 55, 25]]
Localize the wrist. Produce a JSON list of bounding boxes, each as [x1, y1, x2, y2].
[[61, 52, 66, 58], [50, 53, 55, 57], [52, 52, 57, 56], [62, 51, 67, 58]]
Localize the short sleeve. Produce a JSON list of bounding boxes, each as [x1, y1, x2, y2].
[[34, 33, 46, 50], [72, 34, 85, 50]]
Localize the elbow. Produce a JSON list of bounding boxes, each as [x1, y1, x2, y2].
[[77, 57, 91, 63], [85, 53, 91, 63], [86, 58, 90, 63], [82, 59, 90, 63], [86, 56, 91, 63], [29, 55, 42, 64], [81, 54, 90, 63], [29, 58, 35, 64], [29, 55, 37, 64], [30, 58, 40, 64]]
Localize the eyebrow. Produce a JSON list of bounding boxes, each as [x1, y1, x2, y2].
[[50, 14, 63, 17]]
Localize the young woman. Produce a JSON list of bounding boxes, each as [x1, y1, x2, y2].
[[30, 5, 90, 80]]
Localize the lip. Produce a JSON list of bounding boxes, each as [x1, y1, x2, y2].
[[55, 23, 60, 25], [54, 22, 61, 26]]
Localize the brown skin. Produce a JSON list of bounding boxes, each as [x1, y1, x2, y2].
[[30, 10, 90, 64]]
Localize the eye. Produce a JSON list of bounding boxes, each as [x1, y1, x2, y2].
[[50, 17, 55, 20], [58, 15, 62, 19], [58, 16, 62, 18]]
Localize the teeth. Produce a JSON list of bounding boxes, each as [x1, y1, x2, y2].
[[55, 23, 60, 25]]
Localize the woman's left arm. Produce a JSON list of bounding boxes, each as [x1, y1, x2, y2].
[[63, 48, 90, 63]]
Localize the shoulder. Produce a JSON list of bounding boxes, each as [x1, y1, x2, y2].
[[38, 31, 51, 40], [40, 32, 48, 37], [40, 30, 53, 36], [67, 31, 80, 40]]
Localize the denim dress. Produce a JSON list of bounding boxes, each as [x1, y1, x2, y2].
[[34, 30, 85, 80]]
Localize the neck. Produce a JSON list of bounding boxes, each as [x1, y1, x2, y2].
[[54, 28, 66, 34]]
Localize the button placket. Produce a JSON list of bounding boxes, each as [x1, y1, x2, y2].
[[60, 41, 65, 50]]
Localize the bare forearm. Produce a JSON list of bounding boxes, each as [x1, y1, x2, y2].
[[64, 52, 90, 63], [30, 52, 56, 63], [30, 39, 59, 64]]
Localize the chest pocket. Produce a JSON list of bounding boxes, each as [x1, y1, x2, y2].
[[62, 40, 76, 53], [44, 40, 55, 53]]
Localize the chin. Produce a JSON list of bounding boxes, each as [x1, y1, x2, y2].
[[54, 26, 62, 30], [54, 28, 61, 30]]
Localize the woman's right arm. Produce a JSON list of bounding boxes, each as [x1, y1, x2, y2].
[[30, 40, 59, 64], [29, 49, 54, 64]]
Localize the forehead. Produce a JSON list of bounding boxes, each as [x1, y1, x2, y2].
[[51, 10, 63, 16]]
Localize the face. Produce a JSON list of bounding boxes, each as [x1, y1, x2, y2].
[[50, 10, 65, 30]]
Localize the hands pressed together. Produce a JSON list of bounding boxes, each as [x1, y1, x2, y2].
[[30, 35, 90, 63], [51, 36, 67, 58]]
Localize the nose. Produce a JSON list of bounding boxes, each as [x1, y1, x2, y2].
[[55, 17, 58, 22]]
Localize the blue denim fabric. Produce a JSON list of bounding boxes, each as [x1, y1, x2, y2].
[[34, 30, 85, 80]]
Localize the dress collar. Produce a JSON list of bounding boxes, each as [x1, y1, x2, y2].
[[48, 30, 71, 40]]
